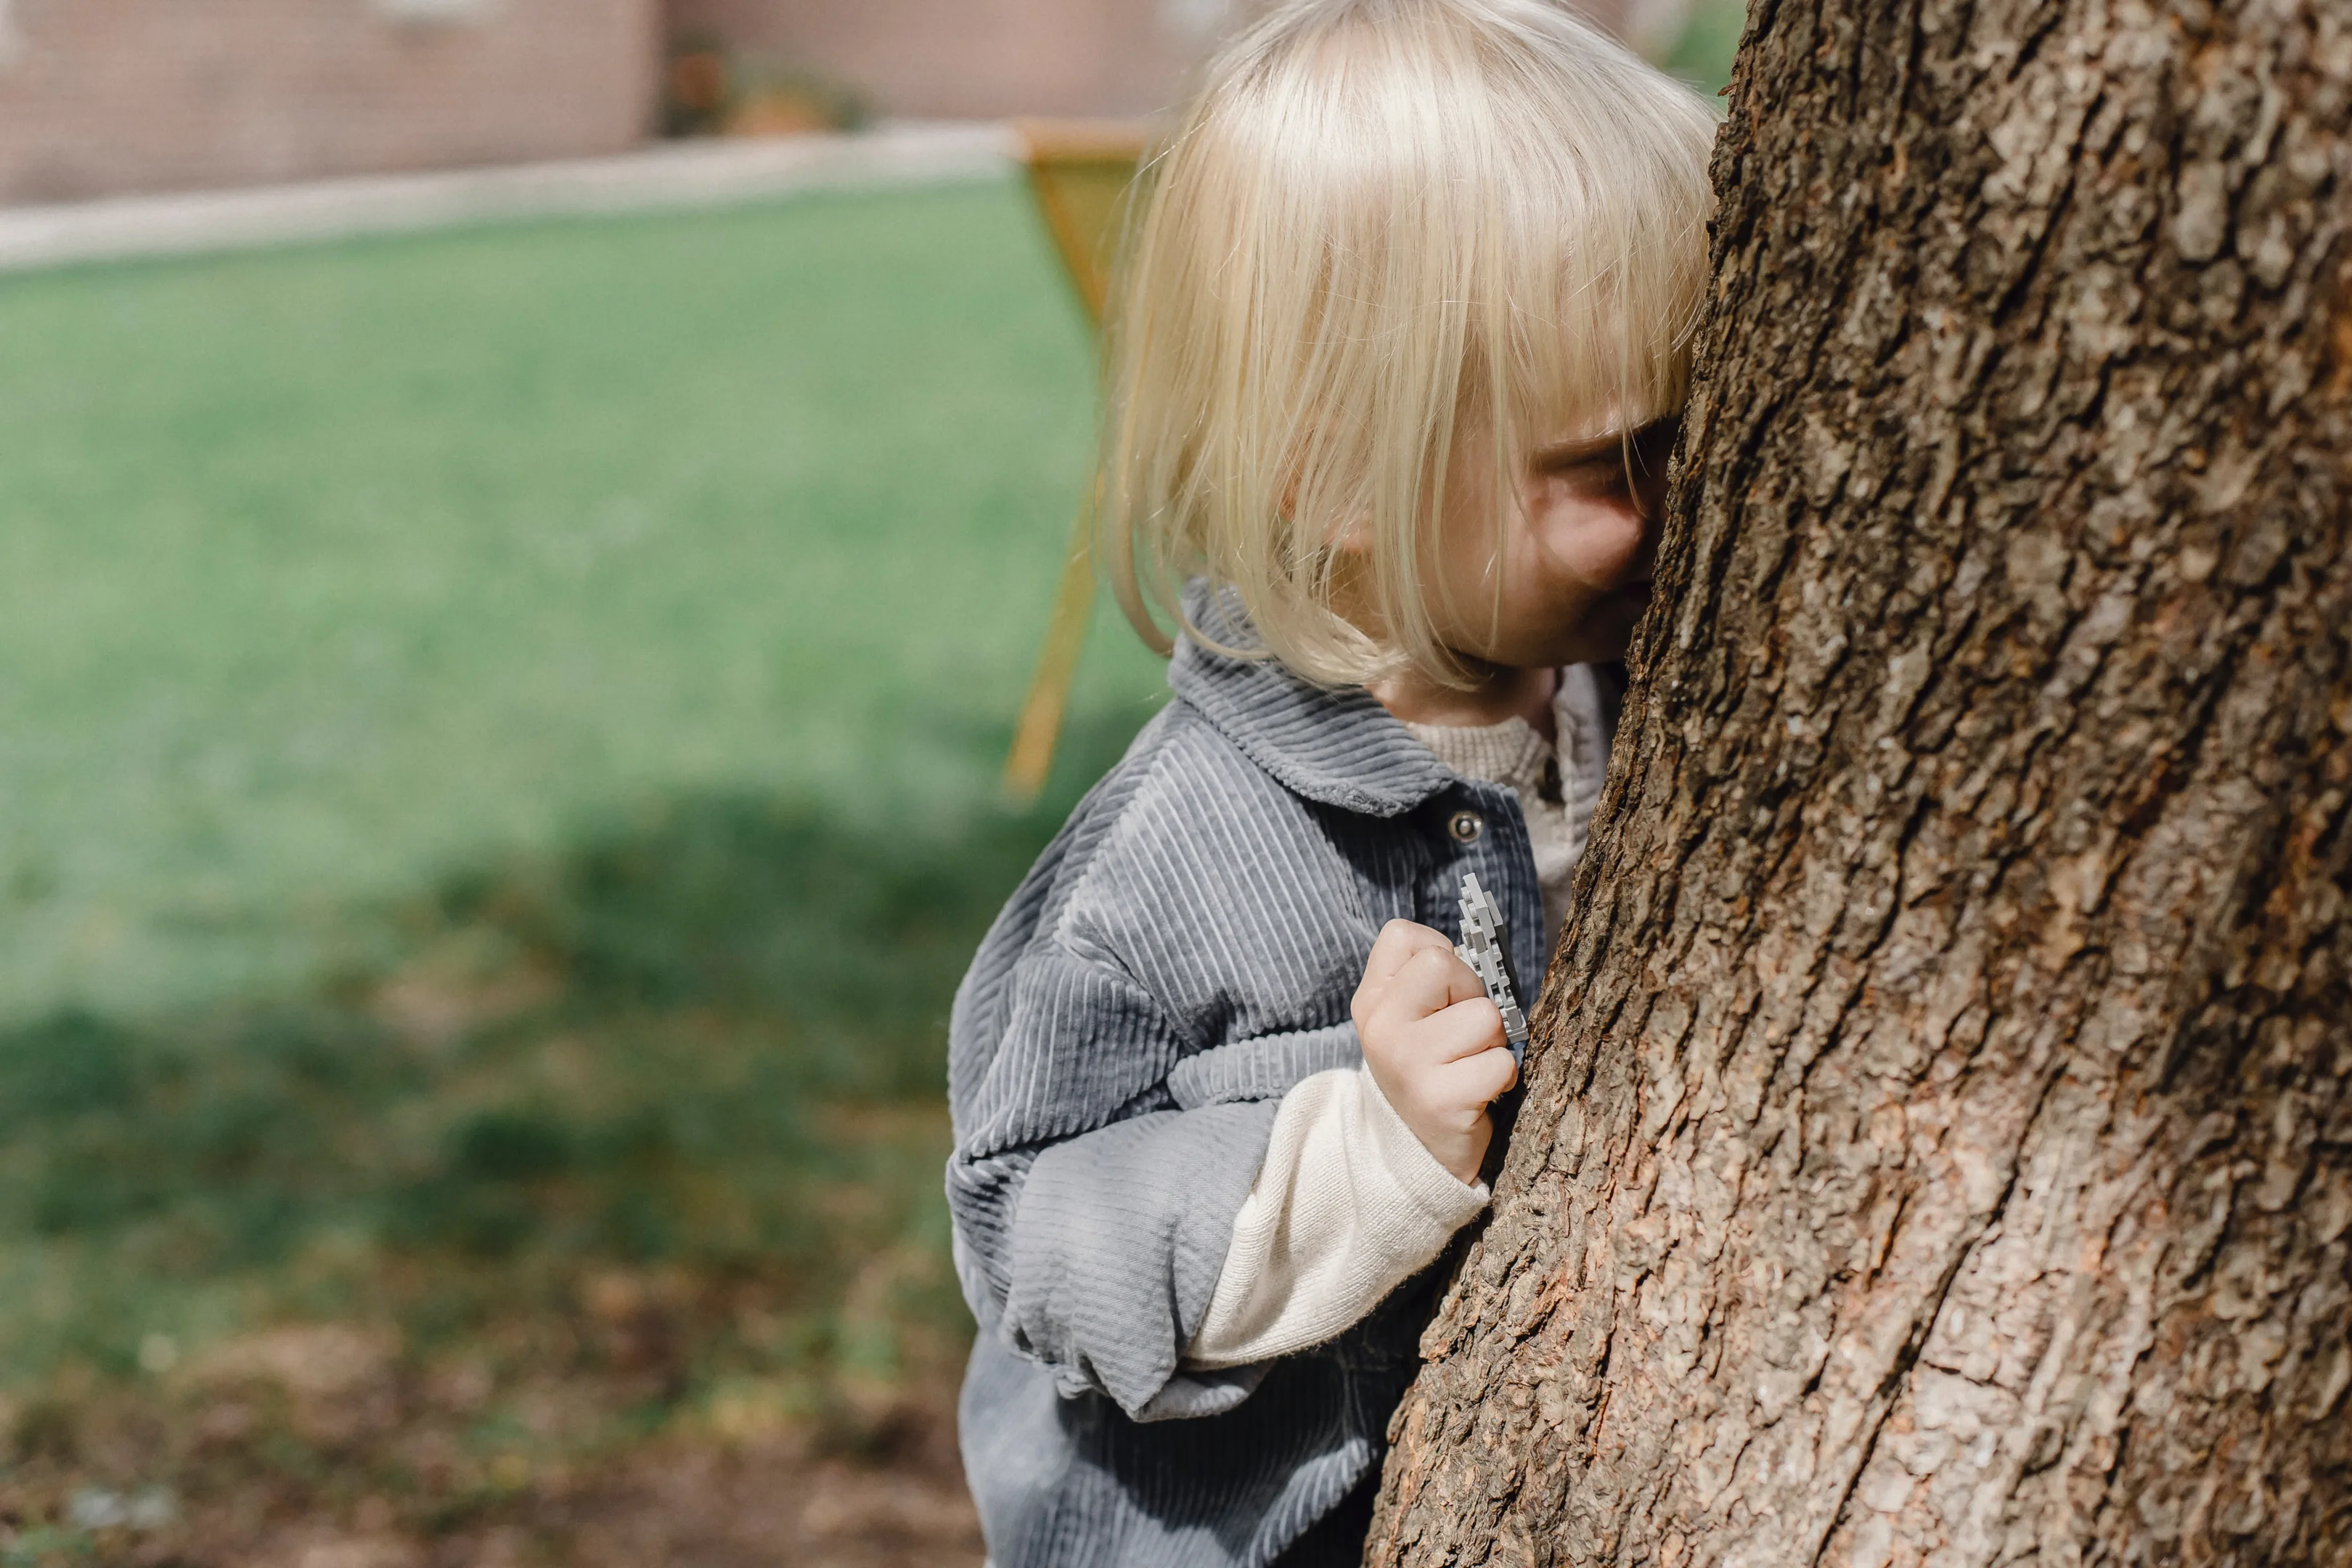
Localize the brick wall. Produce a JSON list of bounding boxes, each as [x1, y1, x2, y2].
[[666, 0, 1217, 122], [0, 0, 661, 203], [0, 0, 1668, 205], [666, 0, 1635, 123]]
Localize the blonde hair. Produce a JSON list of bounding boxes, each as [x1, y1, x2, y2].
[[1101, 0, 1718, 686]]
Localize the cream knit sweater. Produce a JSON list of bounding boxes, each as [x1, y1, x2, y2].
[[1185, 668, 1615, 1367]]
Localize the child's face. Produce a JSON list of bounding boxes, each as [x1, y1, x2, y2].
[[1432, 411, 1675, 670]]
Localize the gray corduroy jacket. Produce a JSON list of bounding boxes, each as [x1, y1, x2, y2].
[[947, 589, 1577, 1567]]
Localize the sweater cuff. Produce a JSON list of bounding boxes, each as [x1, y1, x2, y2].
[[1184, 1066, 1489, 1369]]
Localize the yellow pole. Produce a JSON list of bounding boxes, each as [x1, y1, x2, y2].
[[1000, 524, 1096, 804], [998, 120, 1148, 804]]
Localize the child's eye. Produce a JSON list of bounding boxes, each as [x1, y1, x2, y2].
[[1629, 415, 1682, 474], [1535, 415, 1679, 492], [1544, 457, 1631, 497]]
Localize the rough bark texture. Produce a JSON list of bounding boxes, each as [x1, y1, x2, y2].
[[1369, 2, 2352, 1564]]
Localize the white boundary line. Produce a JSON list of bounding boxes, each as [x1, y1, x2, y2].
[[0, 122, 1022, 274]]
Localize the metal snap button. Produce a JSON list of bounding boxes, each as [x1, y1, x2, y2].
[[1447, 809, 1484, 845]]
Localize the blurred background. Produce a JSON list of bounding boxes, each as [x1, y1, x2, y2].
[[0, 3, 1739, 1564]]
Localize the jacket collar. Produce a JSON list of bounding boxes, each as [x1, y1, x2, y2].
[[1167, 582, 1452, 819]]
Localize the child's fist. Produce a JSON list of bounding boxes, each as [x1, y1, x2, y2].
[[1352, 920, 1520, 1184]]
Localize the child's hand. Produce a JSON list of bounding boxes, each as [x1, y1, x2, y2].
[[1352, 920, 1521, 1185]]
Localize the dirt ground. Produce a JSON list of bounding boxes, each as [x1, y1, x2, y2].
[[211, 1431, 987, 1568], [0, 1336, 981, 1568]]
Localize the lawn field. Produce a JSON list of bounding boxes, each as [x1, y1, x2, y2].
[[0, 180, 1164, 1564], [0, 177, 1164, 1028]]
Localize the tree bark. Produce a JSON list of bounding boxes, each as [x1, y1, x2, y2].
[[1368, 2, 2351, 1564]]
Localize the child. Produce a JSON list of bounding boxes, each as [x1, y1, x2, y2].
[[947, 3, 1715, 1562]]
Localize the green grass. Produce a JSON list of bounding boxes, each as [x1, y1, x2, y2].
[[0, 181, 1166, 1551], [1661, 0, 1747, 96], [0, 724, 1134, 1382], [0, 178, 1164, 1028], [0, 743, 1143, 1550]]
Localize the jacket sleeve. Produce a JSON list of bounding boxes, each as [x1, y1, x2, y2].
[[947, 941, 1281, 1421]]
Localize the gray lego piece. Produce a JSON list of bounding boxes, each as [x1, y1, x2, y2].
[[1454, 871, 1530, 1062]]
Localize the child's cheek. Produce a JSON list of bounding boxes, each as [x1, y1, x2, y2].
[[1530, 486, 1649, 591]]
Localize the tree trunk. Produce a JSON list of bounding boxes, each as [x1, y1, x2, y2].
[[1368, 2, 2351, 1564]]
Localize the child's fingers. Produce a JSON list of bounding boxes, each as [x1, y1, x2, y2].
[[1355, 928, 1445, 1018], [1375, 944, 1489, 1026], [1427, 1042, 1519, 1111], [1360, 920, 1456, 998], [1411, 995, 1509, 1064]]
